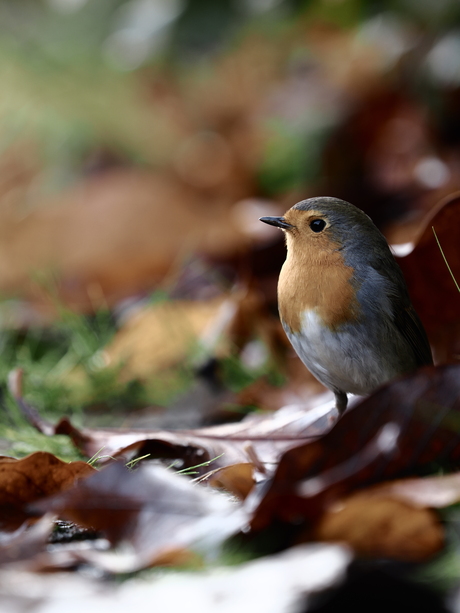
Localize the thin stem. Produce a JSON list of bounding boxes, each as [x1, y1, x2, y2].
[[432, 226, 460, 293]]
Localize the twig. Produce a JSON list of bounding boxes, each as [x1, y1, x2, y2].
[[432, 226, 460, 292]]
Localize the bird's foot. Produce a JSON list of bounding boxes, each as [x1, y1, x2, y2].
[[335, 391, 348, 416]]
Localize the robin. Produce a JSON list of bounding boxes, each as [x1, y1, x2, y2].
[[260, 196, 433, 414]]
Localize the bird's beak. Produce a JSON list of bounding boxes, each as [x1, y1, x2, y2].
[[259, 216, 294, 230]]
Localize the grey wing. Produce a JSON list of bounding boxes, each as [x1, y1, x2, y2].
[[371, 254, 433, 367], [391, 302, 433, 367]]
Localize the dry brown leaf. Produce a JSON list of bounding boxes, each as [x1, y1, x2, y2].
[[312, 469, 460, 560], [0, 452, 95, 531], [9, 370, 333, 484], [251, 364, 460, 532], [104, 296, 230, 379], [54, 401, 332, 475], [0, 515, 55, 567], [104, 285, 287, 382], [314, 494, 443, 562], [395, 192, 460, 362], [360, 472, 460, 509], [312, 471, 460, 560], [0, 452, 95, 508], [204, 463, 255, 500], [32, 461, 246, 572]]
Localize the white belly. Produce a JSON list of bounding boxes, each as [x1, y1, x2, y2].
[[283, 309, 396, 396]]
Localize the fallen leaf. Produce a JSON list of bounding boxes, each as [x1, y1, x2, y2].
[[55, 401, 334, 477], [310, 470, 460, 561], [395, 192, 460, 362], [313, 493, 444, 561], [0, 452, 95, 531], [32, 461, 246, 572], [204, 463, 256, 500], [9, 370, 334, 478], [251, 364, 460, 531], [0, 515, 55, 567], [360, 471, 460, 509], [104, 295, 230, 380], [104, 287, 276, 382]]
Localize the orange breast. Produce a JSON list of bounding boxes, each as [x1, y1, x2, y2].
[[277, 238, 360, 334]]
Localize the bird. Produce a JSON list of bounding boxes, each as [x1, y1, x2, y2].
[[260, 196, 433, 414]]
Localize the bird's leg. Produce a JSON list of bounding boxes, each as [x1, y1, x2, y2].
[[335, 391, 348, 415]]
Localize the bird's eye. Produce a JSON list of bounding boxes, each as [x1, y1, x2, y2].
[[310, 219, 326, 233]]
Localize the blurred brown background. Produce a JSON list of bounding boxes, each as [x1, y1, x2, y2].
[[0, 0, 459, 308], [1, 0, 460, 421]]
